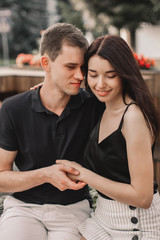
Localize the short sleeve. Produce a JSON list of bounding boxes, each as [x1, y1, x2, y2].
[[0, 102, 18, 151]]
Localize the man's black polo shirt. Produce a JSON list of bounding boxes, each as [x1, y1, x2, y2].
[[0, 87, 104, 205]]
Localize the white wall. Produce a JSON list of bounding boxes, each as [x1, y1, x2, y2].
[[47, 0, 59, 26], [136, 23, 160, 60]]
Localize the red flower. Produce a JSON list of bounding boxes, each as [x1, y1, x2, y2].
[[145, 63, 150, 69], [133, 52, 155, 70], [16, 53, 41, 68], [139, 59, 145, 67]]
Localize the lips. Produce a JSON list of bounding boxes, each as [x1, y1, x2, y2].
[[96, 90, 111, 96], [71, 82, 81, 87]]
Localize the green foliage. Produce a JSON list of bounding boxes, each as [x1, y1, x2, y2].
[[89, 186, 98, 209], [84, 0, 160, 26], [57, 0, 86, 34], [0, 0, 48, 58], [83, 0, 160, 49], [87, 14, 109, 39], [0, 0, 87, 59]]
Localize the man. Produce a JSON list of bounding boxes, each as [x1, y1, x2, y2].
[[0, 23, 104, 240]]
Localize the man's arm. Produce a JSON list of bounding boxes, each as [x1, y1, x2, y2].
[[0, 148, 86, 193]]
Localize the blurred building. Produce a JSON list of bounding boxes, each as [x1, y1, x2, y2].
[[120, 24, 160, 69], [136, 24, 160, 68], [47, 0, 59, 26]]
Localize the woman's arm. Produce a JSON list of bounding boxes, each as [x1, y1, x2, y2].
[[57, 105, 154, 209]]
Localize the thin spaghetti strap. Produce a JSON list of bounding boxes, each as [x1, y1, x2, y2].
[[118, 102, 136, 130]]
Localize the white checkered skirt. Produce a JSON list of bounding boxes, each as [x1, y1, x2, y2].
[[79, 192, 160, 240]]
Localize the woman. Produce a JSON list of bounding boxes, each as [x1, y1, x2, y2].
[[57, 35, 160, 239]]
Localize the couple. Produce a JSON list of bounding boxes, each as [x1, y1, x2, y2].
[[0, 23, 160, 239]]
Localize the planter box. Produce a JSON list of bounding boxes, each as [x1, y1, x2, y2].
[[0, 67, 44, 95]]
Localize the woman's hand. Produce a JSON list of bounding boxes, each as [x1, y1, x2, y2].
[[56, 160, 86, 185], [30, 82, 44, 90], [56, 159, 82, 169]]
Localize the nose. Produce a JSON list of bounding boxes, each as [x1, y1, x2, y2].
[[96, 76, 106, 89], [74, 68, 84, 81]]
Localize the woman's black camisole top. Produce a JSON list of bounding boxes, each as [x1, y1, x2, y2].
[[84, 103, 156, 200]]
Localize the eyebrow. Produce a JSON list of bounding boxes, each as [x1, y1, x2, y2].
[[65, 63, 78, 66], [88, 69, 116, 74]]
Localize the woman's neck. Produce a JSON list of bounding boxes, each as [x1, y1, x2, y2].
[[105, 95, 132, 113]]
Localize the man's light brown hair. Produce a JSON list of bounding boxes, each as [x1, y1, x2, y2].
[[40, 23, 89, 61]]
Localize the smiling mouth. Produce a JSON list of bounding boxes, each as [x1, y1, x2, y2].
[[96, 90, 111, 96]]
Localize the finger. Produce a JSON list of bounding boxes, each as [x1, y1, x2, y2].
[[67, 179, 86, 190], [60, 164, 80, 175], [62, 173, 85, 189], [30, 83, 44, 90], [67, 173, 79, 181], [56, 160, 77, 171], [56, 159, 75, 165], [56, 160, 68, 164], [75, 181, 87, 188]]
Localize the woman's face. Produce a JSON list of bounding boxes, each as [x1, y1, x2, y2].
[[87, 55, 123, 104]]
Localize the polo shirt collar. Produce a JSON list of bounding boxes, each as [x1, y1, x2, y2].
[[32, 86, 51, 114], [68, 90, 84, 110], [32, 86, 84, 114]]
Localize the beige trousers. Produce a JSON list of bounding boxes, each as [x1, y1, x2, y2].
[[0, 196, 91, 240]]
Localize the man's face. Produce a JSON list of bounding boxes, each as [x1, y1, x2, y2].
[[48, 44, 85, 96]]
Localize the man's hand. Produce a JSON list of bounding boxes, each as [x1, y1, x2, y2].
[[42, 163, 86, 191], [56, 160, 86, 186]]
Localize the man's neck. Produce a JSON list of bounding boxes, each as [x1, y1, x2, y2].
[[40, 83, 71, 116]]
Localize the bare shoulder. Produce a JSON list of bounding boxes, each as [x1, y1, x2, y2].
[[124, 104, 145, 125], [122, 104, 153, 145], [122, 103, 151, 137]]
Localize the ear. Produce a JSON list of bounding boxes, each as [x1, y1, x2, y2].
[[41, 55, 50, 71]]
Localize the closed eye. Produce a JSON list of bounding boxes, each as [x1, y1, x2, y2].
[[67, 66, 75, 69], [89, 74, 97, 78], [107, 74, 117, 79], [88, 71, 97, 78], [89, 74, 97, 77]]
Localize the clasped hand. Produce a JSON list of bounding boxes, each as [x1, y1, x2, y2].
[[55, 160, 86, 191]]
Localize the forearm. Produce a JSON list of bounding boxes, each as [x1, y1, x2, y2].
[[0, 168, 46, 193], [0, 147, 85, 193], [0, 163, 85, 193], [81, 168, 153, 209], [56, 159, 153, 208]]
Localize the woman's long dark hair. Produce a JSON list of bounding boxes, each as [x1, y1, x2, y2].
[[85, 35, 159, 140]]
